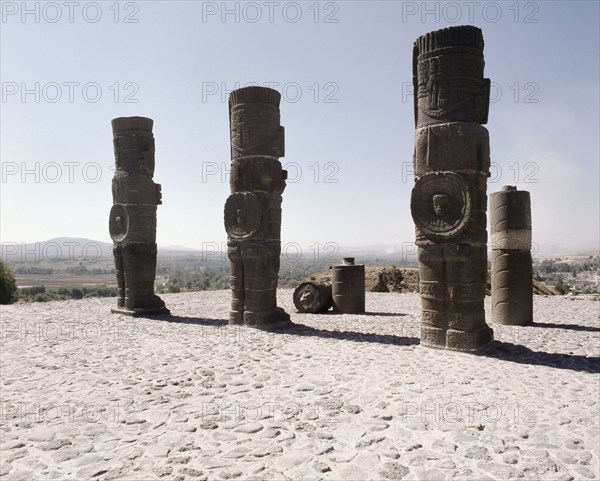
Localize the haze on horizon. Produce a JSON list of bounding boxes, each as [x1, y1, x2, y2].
[[1, 1, 599, 254]]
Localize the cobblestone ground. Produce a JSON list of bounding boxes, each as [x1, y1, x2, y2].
[[1, 291, 599, 480]]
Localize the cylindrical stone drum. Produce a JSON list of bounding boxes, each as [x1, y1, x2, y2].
[[490, 185, 532, 250], [293, 281, 333, 313], [332, 258, 365, 314], [491, 249, 533, 325], [490, 185, 533, 326]]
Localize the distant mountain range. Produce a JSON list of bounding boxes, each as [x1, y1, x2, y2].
[[0, 237, 210, 262], [1, 237, 597, 263], [0, 237, 112, 262]]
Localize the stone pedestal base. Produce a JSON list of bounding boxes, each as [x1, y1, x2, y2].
[[421, 325, 493, 352], [446, 326, 493, 352], [113, 292, 168, 317], [230, 307, 291, 328]]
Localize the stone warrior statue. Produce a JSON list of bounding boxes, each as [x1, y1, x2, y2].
[[224, 87, 291, 327], [109, 116, 168, 316], [410, 25, 493, 351], [490, 186, 533, 326]]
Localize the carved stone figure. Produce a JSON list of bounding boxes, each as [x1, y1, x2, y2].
[[332, 257, 365, 314], [410, 26, 493, 351], [109, 116, 168, 316], [225, 87, 290, 327], [490, 186, 533, 326], [293, 281, 333, 313]]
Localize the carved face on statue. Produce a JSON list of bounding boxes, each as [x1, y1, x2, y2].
[[225, 192, 262, 240], [300, 290, 314, 303], [432, 194, 450, 217], [235, 208, 247, 226]]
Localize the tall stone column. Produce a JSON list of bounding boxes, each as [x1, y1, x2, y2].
[[490, 186, 533, 326], [109, 116, 168, 316], [224, 86, 291, 327], [410, 26, 493, 351]]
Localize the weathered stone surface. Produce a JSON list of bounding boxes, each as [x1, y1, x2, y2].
[[225, 87, 290, 327], [490, 186, 533, 326], [335, 464, 368, 480], [410, 25, 493, 351], [52, 448, 80, 463], [109, 116, 168, 316], [26, 428, 55, 442], [379, 462, 410, 480], [233, 422, 264, 434], [4, 441, 25, 450], [313, 459, 332, 472], [355, 434, 386, 448], [146, 445, 170, 457], [2, 470, 34, 481], [274, 450, 313, 471], [39, 439, 71, 451]]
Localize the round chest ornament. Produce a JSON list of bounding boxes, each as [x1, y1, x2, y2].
[[224, 192, 262, 240], [410, 171, 471, 241], [109, 204, 129, 243]]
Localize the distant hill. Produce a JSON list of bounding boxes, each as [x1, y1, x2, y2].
[[0, 237, 208, 263], [535, 241, 600, 258], [2, 237, 597, 265], [159, 245, 203, 255]]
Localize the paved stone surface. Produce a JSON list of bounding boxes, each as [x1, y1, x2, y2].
[[0, 290, 598, 480]]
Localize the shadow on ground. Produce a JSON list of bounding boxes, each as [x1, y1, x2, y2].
[[479, 341, 600, 374], [301, 311, 409, 317], [531, 321, 600, 333], [284, 323, 420, 346], [145, 313, 598, 373], [151, 314, 228, 327], [148, 314, 419, 347]]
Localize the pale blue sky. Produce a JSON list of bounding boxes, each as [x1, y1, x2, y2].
[[1, 1, 599, 253]]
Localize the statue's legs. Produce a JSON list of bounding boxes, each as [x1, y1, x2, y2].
[[418, 245, 447, 348], [227, 243, 244, 324], [113, 245, 125, 308], [445, 244, 492, 351], [242, 243, 290, 327], [121, 242, 166, 311], [419, 244, 492, 350]]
